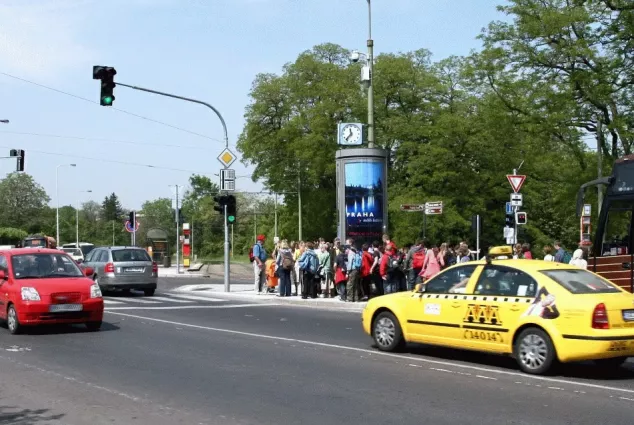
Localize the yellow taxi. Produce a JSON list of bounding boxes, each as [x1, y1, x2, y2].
[[362, 246, 634, 374]]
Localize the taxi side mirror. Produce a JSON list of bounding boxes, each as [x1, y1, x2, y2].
[[414, 283, 425, 293]]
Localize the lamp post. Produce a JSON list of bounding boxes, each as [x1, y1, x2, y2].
[[0, 119, 9, 124], [56, 163, 76, 245], [76, 190, 92, 248], [365, 0, 374, 148]]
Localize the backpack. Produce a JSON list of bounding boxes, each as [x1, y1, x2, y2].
[[387, 255, 402, 273], [249, 246, 255, 263], [282, 251, 294, 270], [351, 251, 362, 270], [412, 250, 425, 269], [562, 250, 573, 264], [307, 252, 319, 274]]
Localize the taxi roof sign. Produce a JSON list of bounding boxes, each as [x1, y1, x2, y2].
[[488, 246, 513, 257]]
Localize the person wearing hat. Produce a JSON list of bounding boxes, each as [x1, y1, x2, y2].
[[253, 235, 268, 293]]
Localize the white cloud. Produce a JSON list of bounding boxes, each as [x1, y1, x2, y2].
[[0, 0, 98, 80]]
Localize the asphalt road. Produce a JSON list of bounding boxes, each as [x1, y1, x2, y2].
[[1, 282, 634, 424]]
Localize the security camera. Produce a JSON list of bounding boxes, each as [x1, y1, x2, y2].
[[350, 50, 361, 63]]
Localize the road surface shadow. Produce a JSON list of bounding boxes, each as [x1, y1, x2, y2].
[[0, 321, 120, 336], [0, 402, 64, 424], [404, 343, 634, 381]]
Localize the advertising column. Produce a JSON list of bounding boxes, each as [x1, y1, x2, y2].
[[182, 223, 191, 268], [336, 148, 388, 247]]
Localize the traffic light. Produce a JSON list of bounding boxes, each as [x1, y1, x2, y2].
[[515, 211, 527, 225], [129, 211, 136, 228], [93, 65, 117, 106], [213, 195, 227, 214], [226, 195, 236, 224], [505, 213, 515, 227], [9, 149, 25, 172]]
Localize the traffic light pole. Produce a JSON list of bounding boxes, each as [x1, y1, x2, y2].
[[113, 82, 229, 149], [224, 205, 230, 292]]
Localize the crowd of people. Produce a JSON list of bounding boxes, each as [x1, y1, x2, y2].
[[250, 234, 485, 302]]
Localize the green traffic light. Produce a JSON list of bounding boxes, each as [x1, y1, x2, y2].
[[102, 96, 113, 105], [227, 215, 235, 223]]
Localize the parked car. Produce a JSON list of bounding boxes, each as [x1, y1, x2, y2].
[[82, 246, 157, 296], [0, 248, 104, 334]]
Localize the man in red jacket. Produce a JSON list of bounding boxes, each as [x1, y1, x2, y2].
[[380, 243, 401, 294], [360, 243, 374, 300]]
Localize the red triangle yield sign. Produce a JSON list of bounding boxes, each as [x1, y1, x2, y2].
[[507, 175, 526, 193]]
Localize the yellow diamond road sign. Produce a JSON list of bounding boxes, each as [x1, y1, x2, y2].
[[217, 148, 236, 168]]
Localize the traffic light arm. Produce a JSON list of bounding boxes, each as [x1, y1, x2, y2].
[[114, 82, 229, 149]]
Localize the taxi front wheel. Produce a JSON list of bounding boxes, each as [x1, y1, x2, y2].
[[514, 327, 556, 375], [373, 311, 405, 352]]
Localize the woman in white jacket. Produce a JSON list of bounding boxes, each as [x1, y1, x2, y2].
[[569, 249, 587, 269]]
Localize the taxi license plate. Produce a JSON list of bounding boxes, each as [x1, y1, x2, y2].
[[49, 304, 83, 313], [125, 267, 143, 273], [622, 309, 634, 322]]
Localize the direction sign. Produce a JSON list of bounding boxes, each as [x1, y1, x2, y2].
[[125, 220, 140, 233], [425, 201, 443, 209], [507, 174, 526, 193], [217, 148, 237, 168], [400, 204, 424, 211], [220, 168, 236, 191], [425, 207, 443, 215], [510, 193, 523, 207], [505, 202, 513, 215]]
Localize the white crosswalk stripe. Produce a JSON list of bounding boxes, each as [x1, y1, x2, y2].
[[145, 296, 193, 303], [103, 299, 125, 305], [102, 292, 225, 309], [168, 294, 224, 302]]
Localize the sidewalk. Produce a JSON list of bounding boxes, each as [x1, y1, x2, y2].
[[158, 263, 254, 279], [170, 283, 367, 311]]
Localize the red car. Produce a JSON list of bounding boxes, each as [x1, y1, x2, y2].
[[0, 248, 104, 334]]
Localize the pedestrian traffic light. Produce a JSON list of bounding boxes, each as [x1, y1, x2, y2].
[[129, 211, 136, 228], [213, 195, 227, 214], [226, 195, 236, 224], [515, 211, 527, 225], [505, 213, 515, 227], [9, 149, 25, 172], [93, 65, 117, 106]]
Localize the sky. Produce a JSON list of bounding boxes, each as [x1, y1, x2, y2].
[[0, 0, 508, 211]]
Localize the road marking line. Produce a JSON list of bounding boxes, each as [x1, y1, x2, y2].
[[167, 294, 225, 302], [146, 296, 193, 303], [103, 299, 125, 305], [114, 298, 161, 304], [106, 303, 281, 311], [105, 311, 634, 396], [476, 375, 497, 381]]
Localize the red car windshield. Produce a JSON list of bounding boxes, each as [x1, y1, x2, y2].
[[11, 253, 83, 279]]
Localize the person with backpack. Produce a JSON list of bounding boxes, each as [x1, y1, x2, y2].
[[252, 235, 268, 293], [369, 240, 383, 297], [360, 244, 374, 301], [318, 243, 332, 298], [345, 239, 362, 302], [420, 246, 442, 282], [275, 241, 294, 297], [298, 241, 319, 299], [379, 243, 402, 294], [404, 239, 425, 290], [553, 241, 572, 264]]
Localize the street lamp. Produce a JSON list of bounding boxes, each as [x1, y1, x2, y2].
[[350, 0, 374, 148], [0, 119, 9, 124], [56, 163, 77, 245], [76, 190, 92, 248]]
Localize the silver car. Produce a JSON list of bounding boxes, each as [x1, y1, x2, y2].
[[83, 247, 157, 296]]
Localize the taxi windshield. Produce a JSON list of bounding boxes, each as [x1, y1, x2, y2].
[[11, 253, 83, 279], [541, 269, 622, 294]]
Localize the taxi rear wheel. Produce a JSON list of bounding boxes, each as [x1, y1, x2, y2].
[[514, 327, 556, 375], [372, 311, 404, 352]]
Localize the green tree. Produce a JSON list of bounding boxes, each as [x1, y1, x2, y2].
[[0, 227, 28, 246], [138, 198, 175, 248], [0, 173, 50, 231], [101, 192, 124, 221]]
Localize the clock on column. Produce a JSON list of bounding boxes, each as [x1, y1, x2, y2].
[[337, 123, 364, 146]]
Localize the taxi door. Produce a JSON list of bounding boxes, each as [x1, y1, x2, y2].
[[459, 264, 538, 353], [405, 264, 481, 346]]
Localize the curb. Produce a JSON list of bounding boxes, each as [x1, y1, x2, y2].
[[170, 285, 367, 312]]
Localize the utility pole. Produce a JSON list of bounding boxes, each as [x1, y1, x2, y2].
[[231, 224, 234, 258], [298, 170, 303, 241], [366, 0, 375, 149], [274, 193, 278, 239], [175, 185, 181, 274], [224, 204, 230, 292]]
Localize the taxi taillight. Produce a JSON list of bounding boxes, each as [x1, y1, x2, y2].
[[104, 262, 115, 273], [592, 303, 610, 329]]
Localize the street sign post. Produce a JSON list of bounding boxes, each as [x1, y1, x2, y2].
[[507, 174, 526, 193], [217, 148, 237, 168], [424, 201, 443, 215], [124, 220, 140, 233]]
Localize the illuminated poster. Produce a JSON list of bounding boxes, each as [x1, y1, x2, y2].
[[345, 161, 385, 244]]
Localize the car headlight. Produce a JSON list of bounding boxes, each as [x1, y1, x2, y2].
[[90, 284, 102, 299], [21, 287, 41, 301]]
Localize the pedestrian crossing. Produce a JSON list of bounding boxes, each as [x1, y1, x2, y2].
[[103, 292, 224, 308]]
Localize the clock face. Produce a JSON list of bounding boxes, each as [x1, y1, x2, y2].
[[341, 124, 362, 145]]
